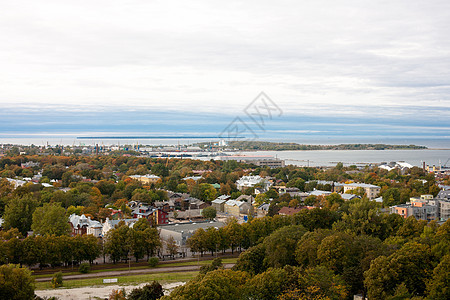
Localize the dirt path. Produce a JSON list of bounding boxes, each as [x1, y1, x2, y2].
[[36, 264, 235, 282], [35, 282, 184, 300]]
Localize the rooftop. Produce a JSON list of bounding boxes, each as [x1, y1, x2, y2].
[[159, 221, 225, 233]]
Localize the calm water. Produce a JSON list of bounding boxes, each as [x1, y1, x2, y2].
[[238, 150, 450, 167], [2, 135, 450, 167]]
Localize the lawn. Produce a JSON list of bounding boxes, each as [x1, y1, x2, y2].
[[33, 257, 238, 279], [160, 257, 238, 267], [35, 271, 199, 290]]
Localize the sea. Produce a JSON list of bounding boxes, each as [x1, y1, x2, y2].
[[237, 150, 450, 168], [1, 136, 449, 168]]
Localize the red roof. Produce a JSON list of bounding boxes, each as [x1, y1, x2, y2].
[[278, 206, 304, 216]]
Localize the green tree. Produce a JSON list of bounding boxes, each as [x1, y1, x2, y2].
[[201, 206, 217, 220], [426, 254, 450, 300], [233, 243, 267, 275], [104, 223, 131, 263], [200, 258, 223, 274], [187, 228, 207, 256], [263, 225, 306, 268], [295, 229, 334, 268], [166, 269, 250, 300], [31, 202, 70, 236], [0, 264, 35, 300], [382, 188, 401, 206], [166, 236, 179, 258], [243, 267, 296, 300], [364, 242, 433, 299], [294, 265, 348, 300], [3, 195, 39, 236]]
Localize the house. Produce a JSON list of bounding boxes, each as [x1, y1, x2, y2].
[[166, 192, 190, 210], [256, 203, 270, 217], [235, 194, 253, 203], [131, 205, 169, 225], [340, 193, 360, 201], [305, 180, 345, 193], [343, 183, 381, 199], [6, 178, 27, 189], [309, 190, 332, 197], [102, 217, 138, 237], [129, 174, 161, 185], [69, 214, 103, 237], [437, 190, 450, 200], [254, 188, 265, 195], [439, 200, 450, 221], [379, 161, 413, 174], [154, 201, 171, 213], [21, 161, 40, 168], [182, 176, 203, 182], [184, 197, 207, 210], [212, 195, 230, 212], [159, 221, 225, 248], [174, 209, 203, 220], [278, 206, 304, 216], [236, 175, 272, 191], [390, 201, 438, 222], [279, 187, 300, 194], [224, 200, 252, 217]]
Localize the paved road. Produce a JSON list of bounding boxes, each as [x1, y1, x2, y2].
[[36, 264, 235, 282]]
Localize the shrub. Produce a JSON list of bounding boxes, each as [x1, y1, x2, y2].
[[51, 271, 63, 288], [200, 258, 223, 274], [148, 257, 159, 267], [108, 288, 126, 300], [128, 281, 164, 300], [78, 262, 90, 274]]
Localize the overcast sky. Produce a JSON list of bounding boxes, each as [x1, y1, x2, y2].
[[1, 0, 450, 138]]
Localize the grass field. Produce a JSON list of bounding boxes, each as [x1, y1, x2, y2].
[[35, 271, 199, 290], [33, 257, 238, 279], [34, 257, 238, 290]]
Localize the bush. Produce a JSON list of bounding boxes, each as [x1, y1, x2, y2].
[[148, 257, 159, 267], [78, 262, 90, 274], [128, 281, 164, 300], [200, 257, 223, 274], [108, 288, 126, 300], [51, 271, 63, 288]]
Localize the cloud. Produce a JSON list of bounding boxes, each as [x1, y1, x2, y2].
[[0, 0, 449, 129]]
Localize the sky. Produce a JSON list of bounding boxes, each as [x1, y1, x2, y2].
[[1, 0, 450, 143]]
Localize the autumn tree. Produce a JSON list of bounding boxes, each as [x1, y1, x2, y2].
[[263, 225, 306, 268], [0, 264, 35, 300], [166, 236, 178, 258], [364, 242, 433, 299]]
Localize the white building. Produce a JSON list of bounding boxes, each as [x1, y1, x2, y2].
[[236, 175, 272, 191], [69, 214, 103, 237], [343, 183, 381, 199], [101, 217, 138, 237]]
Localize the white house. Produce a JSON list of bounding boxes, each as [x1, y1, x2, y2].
[[101, 217, 138, 237], [69, 214, 103, 237], [236, 175, 272, 191]]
